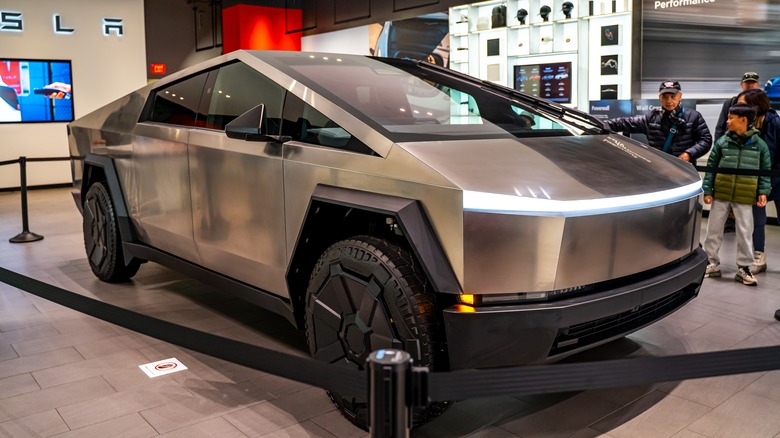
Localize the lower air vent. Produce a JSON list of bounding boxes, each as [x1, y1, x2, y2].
[[549, 284, 698, 357]]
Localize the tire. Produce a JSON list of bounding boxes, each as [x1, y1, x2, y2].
[[83, 182, 140, 282], [304, 236, 450, 430]]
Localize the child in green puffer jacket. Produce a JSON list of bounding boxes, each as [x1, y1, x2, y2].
[[702, 103, 771, 286]]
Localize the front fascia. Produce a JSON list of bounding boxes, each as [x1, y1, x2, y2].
[[445, 247, 707, 369], [463, 195, 700, 294]]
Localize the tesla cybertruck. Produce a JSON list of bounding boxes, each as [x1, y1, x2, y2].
[[68, 50, 707, 428]]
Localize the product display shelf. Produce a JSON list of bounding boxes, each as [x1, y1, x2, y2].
[[449, 0, 633, 104]]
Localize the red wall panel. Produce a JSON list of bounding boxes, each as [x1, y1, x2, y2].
[[223, 4, 301, 53]]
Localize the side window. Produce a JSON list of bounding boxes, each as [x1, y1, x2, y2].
[[147, 72, 209, 127], [510, 105, 566, 130], [449, 88, 481, 125], [281, 93, 376, 155], [204, 62, 285, 134]]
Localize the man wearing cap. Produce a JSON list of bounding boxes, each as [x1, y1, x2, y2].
[[606, 80, 712, 163], [715, 72, 761, 140]]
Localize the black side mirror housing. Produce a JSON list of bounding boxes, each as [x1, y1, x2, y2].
[[225, 103, 269, 141]]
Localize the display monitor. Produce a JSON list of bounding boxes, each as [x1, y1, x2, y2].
[[514, 62, 572, 104], [0, 59, 74, 123]]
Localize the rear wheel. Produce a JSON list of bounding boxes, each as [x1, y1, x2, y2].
[[83, 182, 140, 282], [304, 236, 449, 430]]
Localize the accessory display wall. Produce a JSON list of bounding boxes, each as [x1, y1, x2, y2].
[[449, 0, 632, 108]]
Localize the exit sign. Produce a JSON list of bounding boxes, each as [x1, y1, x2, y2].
[[150, 63, 166, 74]]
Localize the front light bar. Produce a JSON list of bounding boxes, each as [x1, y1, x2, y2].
[[458, 284, 593, 306]]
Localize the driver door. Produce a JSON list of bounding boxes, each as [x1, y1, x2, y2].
[[187, 62, 289, 296]]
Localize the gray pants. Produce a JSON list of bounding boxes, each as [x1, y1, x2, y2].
[[703, 200, 754, 267]]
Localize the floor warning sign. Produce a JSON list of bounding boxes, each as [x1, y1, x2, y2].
[[139, 357, 188, 378]]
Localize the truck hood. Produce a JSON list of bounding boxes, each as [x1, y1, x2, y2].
[[398, 134, 702, 216]]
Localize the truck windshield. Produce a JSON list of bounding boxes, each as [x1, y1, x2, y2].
[[270, 53, 606, 141]]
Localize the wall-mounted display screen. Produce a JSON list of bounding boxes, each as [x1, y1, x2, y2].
[[0, 59, 74, 123], [514, 62, 572, 103]]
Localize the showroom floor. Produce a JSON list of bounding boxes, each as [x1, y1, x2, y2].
[[1, 187, 780, 438]]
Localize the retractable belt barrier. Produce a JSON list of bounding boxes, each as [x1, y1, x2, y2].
[[0, 266, 365, 398], [0, 156, 73, 243], [428, 346, 780, 400], [2, 265, 780, 406]]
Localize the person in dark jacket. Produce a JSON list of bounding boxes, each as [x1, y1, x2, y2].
[[606, 80, 712, 163], [736, 88, 780, 273], [715, 72, 761, 140], [702, 104, 771, 286]]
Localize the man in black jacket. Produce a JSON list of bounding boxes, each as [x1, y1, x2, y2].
[[714, 72, 761, 140], [606, 80, 712, 163]]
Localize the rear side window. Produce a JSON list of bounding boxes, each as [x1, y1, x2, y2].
[[203, 62, 285, 134], [146, 72, 209, 126]]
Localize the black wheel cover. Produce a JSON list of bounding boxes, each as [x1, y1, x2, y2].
[[305, 236, 447, 429], [83, 182, 139, 282]]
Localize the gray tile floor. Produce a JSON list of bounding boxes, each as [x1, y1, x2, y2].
[[1, 187, 780, 438]]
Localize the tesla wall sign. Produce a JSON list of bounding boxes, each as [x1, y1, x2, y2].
[[0, 11, 124, 36]]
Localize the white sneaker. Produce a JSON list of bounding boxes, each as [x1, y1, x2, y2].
[[753, 251, 767, 274], [735, 266, 757, 286], [704, 263, 721, 278]]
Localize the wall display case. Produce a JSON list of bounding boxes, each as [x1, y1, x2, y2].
[[587, 11, 632, 101], [450, 0, 634, 107], [479, 30, 507, 82]]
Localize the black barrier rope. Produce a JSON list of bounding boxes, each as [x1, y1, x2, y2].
[[3, 264, 780, 406], [0, 156, 73, 166], [0, 266, 366, 397], [25, 157, 73, 162], [426, 345, 780, 401]]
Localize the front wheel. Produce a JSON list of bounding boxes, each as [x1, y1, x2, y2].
[[304, 236, 449, 430], [83, 182, 140, 282]]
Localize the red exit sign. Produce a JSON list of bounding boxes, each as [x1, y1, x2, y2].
[[150, 63, 166, 75]]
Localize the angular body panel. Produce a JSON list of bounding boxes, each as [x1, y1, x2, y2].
[[464, 196, 699, 294]]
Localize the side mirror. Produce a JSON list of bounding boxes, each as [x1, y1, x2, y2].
[[225, 103, 268, 140]]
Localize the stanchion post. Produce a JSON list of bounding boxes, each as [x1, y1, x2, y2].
[[9, 156, 44, 243], [368, 349, 412, 438]]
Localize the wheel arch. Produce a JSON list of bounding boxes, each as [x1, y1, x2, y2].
[[81, 154, 138, 263], [287, 185, 461, 328]]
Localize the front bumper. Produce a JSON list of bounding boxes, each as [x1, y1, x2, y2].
[[442, 247, 707, 370]]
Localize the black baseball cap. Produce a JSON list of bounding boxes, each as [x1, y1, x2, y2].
[[742, 72, 759, 83], [659, 80, 681, 94]]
